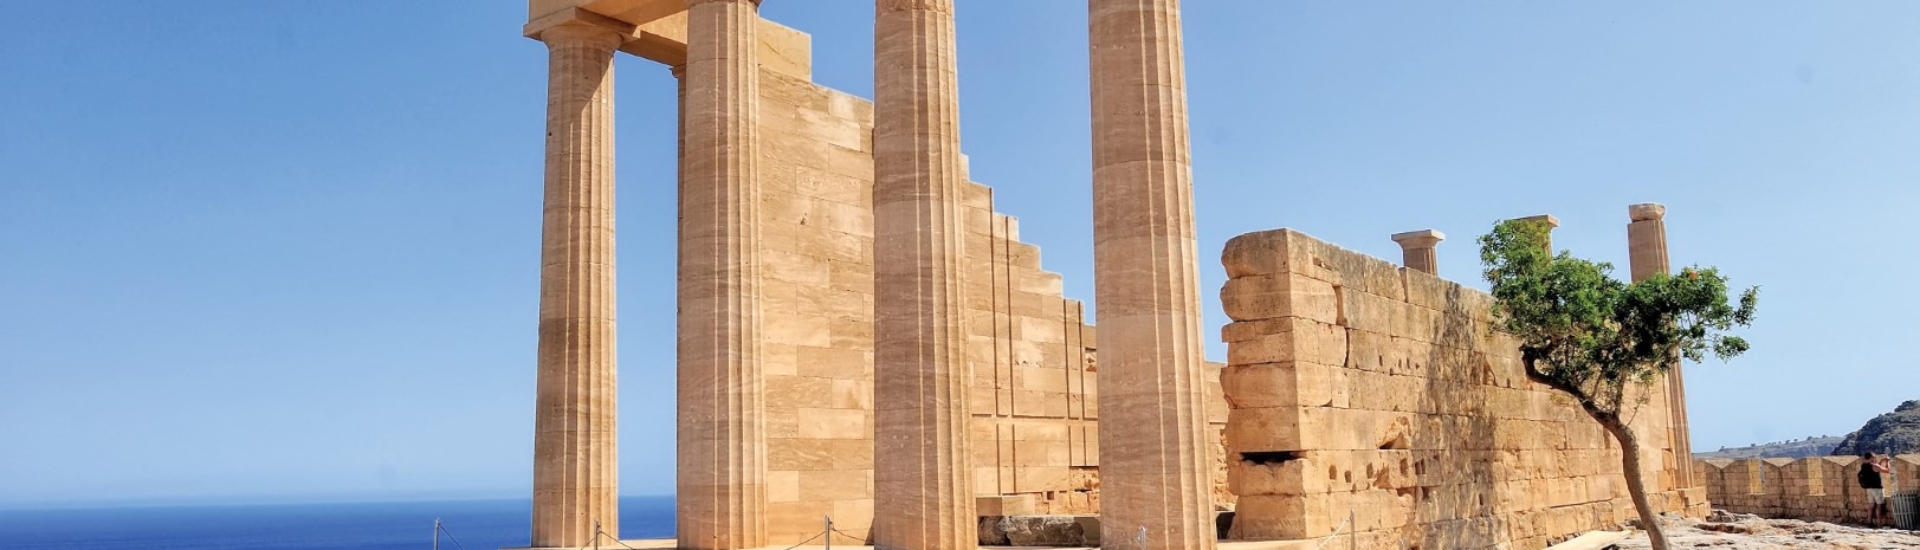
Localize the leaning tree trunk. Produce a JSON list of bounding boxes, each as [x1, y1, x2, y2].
[[1595, 413, 1669, 550]]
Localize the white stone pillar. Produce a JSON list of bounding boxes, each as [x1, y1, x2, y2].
[[676, 1, 767, 548], [531, 21, 624, 549], [872, 0, 976, 548], [1391, 229, 1445, 275], [1089, 1, 1216, 548]]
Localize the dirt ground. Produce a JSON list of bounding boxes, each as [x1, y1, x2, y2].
[[1614, 512, 1920, 549]]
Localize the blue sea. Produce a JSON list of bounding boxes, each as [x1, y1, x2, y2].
[[0, 496, 677, 550]]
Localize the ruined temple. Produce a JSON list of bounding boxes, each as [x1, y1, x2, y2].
[[513, 2, 1701, 549]]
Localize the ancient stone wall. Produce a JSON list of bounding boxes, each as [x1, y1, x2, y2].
[[1216, 229, 1700, 550], [1697, 455, 1920, 523], [751, 50, 1217, 543]]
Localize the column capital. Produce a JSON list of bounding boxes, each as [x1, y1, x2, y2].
[[1630, 202, 1667, 222], [1391, 229, 1445, 249], [1515, 214, 1560, 229]]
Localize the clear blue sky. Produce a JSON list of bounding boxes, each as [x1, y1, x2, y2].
[[3, 1, 1916, 507]]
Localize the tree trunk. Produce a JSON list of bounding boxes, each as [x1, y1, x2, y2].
[[1595, 413, 1669, 550]]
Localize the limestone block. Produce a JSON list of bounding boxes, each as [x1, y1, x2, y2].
[[1224, 318, 1348, 367], [959, 181, 993, 210], [798, 469, 872, 501], [824, 89, 871, 124], [769, 439, 835, 471], [757, 70, 832, 112], [797, 345, 871, 380], [1337, 288, 1404, 336], [820, 143, 872, 183], [767, 413, 798, 439], [828, 317, 873, 351], [976, 494, 1035, 516], [795, 407, 868, 439], [1220, 273, 1340, 324], [973, 467, 1003, 495], [1012, 390, 1070, 418], [768, 470, 800, 503], [1014, 270, 1065, 295], [1222, 229, 1322, 279], [1228, 494, 1318, 540], [1015, 316, 1066, 344], [827, 259, 873, 294], [765, 106, 860, 153], [764, 343, 800, 377], [827, 438, 875, 470], [1007, 242, 1042, 269], [765, 313, 831, 348], [1073, 425, 1100, 467], [765, 375, 833, 410], [1310, 242, 1409, 303], [764, 501, 819, 542], [1008, 291, 1059, 319], [968, 388, 998, 417]]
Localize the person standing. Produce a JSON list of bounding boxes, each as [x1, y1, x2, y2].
[[1859, 452, 1892, 527]]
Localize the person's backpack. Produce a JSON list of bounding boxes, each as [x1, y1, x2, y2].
[[1859, 462, 1881, 487]]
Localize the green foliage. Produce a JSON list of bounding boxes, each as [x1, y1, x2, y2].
[[1478, 219, 1758, 413]]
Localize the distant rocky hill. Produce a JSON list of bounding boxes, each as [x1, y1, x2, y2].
[[1695, 436, 1843, 460], [1830, 399, 1920, 456]]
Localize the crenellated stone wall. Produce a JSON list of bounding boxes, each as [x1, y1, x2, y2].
[[1216, 228, 1701, 550], [1696, 455, 1920, 523]]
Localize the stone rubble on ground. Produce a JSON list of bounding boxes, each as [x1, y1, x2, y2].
[[1614, 511, 1920, 549]]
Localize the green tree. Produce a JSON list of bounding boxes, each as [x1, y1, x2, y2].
[[1478, 219, 1757, 550]]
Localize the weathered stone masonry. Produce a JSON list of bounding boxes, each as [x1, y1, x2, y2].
[[1217, 229, 1702, 550], [519, 2, 1706, 548]]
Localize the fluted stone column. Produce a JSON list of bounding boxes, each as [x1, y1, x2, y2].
[[1629, 203, 1695, 488], [1089, 1, 1215, 548], [676, 1, 766, 548], [872, 1, 975, 549], [532, 22, 624, 549], [1391, 229, 1445, 275]]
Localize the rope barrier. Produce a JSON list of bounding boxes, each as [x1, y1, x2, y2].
[[594, 528, 642, 550], [776, 529, 827, 550], [1306, 509, 1356, 550], [829, 526, 866, 542]]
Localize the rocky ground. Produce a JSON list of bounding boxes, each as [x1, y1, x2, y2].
[[1614, 512, 1920, 549]]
